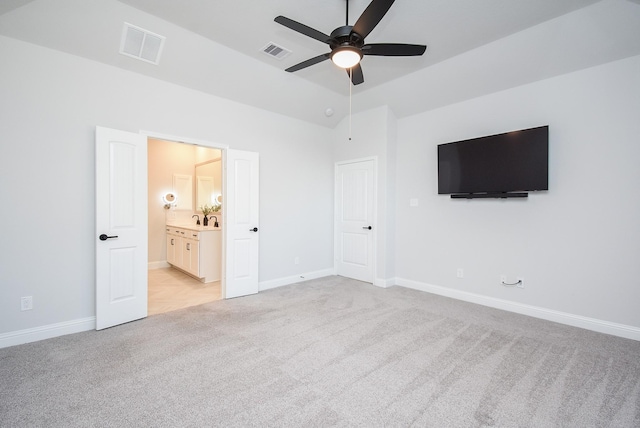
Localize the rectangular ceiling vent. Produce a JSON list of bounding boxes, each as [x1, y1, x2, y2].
[[120, 22, 166, 65], [260, 42, 291, 60]]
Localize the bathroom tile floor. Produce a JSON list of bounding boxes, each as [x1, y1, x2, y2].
[[148, 267, 221, 316]]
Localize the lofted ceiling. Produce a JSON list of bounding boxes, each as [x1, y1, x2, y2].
[[116, 0, 602, 91], [1, 0, 640, 127]]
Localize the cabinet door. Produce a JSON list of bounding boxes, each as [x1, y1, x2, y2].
[[173, 235, 183, 267], [181, 238, 198, 276], [186, 238, 199, 276], [166, 233, 177, 265]]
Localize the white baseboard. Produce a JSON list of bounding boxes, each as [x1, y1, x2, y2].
[[374, 278, 395, 288], [0, 317, 96, 349], [259, 268, 334, 291], [7, 276, 634, 349], [1, 269, 333, 349], [394, 277, 640, 341], [148, 261, 170, 270]]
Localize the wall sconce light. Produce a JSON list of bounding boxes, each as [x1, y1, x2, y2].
[[162, 192, 176, 209]]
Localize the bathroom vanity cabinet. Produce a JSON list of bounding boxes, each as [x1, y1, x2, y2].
[[166, 225, 221, 283]]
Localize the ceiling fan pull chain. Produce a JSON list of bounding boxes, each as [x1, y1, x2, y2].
[[349, 67, 352, 141]]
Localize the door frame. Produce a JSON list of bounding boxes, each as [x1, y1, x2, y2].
[[334, 156, 378, 283], [141, 129, 229, 297]]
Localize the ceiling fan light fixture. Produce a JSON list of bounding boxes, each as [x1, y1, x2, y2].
[[331, 46, 362, 69]]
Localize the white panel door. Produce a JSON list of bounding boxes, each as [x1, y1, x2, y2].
[[225, 149, 259, 298], [95, 127, 147, 330], [335, 159, 375, 283]]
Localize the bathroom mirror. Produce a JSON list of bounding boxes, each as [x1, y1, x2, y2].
[[195, 158, 221, 211]]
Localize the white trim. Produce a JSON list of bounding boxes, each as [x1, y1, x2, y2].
[[7, 276, 637, 348], [0, 317, 96, 349], [335, 156, 378, 167], [1, 269, 334, 348], [259, 269, 334, 291], [374, 277, 395, 288], [395, 277, 640, 341], [140, 130, 229, 149]]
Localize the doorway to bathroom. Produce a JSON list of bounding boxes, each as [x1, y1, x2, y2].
[[147, 138, 223, 315]]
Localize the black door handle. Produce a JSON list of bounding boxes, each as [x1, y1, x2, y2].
[[249, 227, 258, 232], [99, 234, 118, 241], [362, 226, 372, 230]]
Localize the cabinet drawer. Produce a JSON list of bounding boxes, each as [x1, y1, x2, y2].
[[166, 226, 199, 239]]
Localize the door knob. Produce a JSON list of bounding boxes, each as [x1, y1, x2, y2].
[[99, 234, 118, 241], [362, 226, 372, 230], [249, 227, 258, 232]]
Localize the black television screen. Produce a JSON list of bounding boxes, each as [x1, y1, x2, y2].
[[438, 125, 548, 197]]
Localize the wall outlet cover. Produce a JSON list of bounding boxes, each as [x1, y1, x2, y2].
[[21, 296, 33, 311]]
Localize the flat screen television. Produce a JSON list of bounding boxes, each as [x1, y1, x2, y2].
[[437, 125, 548, 198]]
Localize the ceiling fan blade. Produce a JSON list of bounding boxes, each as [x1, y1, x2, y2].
[[346, 63, 364, 85], [274, 16, 331, 44], [352, 0, 395, 39], [362, 43, 427, 56], [285, 53, 331, 72]]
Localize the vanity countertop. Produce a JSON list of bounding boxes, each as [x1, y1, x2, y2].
[[166, 223, 221, 232]]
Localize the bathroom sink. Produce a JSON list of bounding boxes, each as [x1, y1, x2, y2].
[[166, 223, 221, 231]]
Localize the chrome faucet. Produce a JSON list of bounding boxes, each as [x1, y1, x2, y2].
[[209, 215, 219, 228], [192, 214, 200, 225]]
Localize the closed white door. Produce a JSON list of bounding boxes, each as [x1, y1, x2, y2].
[[224, 149, 260, 298], [95, 126, 148, 330], [335, 159, 375, 283]]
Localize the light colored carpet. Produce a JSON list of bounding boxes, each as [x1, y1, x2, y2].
[[1, 276, 639, 427]]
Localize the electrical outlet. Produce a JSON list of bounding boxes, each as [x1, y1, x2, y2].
[[21, 296, 33, 311], [500, 275, 507, 285], [517, 277, 525, 288], [294, 256, 300, 265], [457, 268, 464, 278]]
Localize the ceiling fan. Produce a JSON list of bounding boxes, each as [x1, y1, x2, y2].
[[274, 0, 426, 85]]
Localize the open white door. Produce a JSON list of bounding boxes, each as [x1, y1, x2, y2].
[[225, 149, 259, 298], [335, 159, 375, 283], [95, 126, 147, 330]]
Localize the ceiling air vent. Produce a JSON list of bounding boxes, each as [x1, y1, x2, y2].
[[261, 42, 291, 60], [120, 22, 166, 65]]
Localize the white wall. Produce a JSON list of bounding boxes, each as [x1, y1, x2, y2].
[[394, 55, 640, 331], [0, 36, 334, 338]]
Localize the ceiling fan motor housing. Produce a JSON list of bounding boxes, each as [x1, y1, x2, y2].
[[329, 26, 364, 50]]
